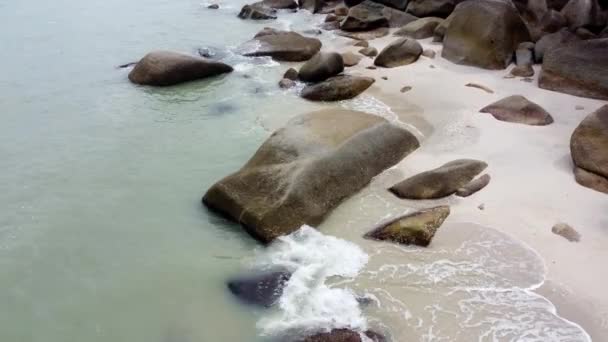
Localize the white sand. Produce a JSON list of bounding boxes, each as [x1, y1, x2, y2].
[[322, 33, 608, 339]]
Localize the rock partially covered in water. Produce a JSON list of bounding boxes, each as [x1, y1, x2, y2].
[[203, 109, 420, 242], [552, 223, 581, 242], [227, 270, 291, 307], [442, 0, 531, 69], [238, 2, 277, 19], [394, 17, 444, 39], [570, 105, 608, 193], [340, 1, 389, 31], [390, 159, 488, 199], [298, 52, 344, 83], [241, 29, 322, 61], [365, 206, 450, 247], [374, 37, 422, 68], [539, 38, 608, 100], [480, 95, 554, 126], [296, 329, 385, 342], [128, 51, 233, 86], [301, 75, 375, 101]]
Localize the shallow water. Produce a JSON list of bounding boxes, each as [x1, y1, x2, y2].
[[0, 0, 591, 341]]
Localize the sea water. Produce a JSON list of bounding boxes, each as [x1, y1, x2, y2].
[[0, 0, 591, 341]]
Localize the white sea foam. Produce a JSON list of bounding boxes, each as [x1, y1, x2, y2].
[[254, 225, 369, 337]]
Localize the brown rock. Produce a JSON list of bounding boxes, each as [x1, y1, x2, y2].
[[570, 105, 608, 192], [284, 68, 299, 80], [510, 65, 535, 77], [374, 37, 422, 68], [422, 49, 436, 59], [238, 2, 277, 19], [240, 29, 322, 61], [298, 52, 345, 83], [340, 1, 389, 31], [301, 75, 375, 101], [465, 83, 494, 94], [480, 95, 553, 125], [407, 0, 457, 18], [394, 17, 444, 39], [336, 27, 390, 40], [400, 85, 412, 92], [573, 167, 608, 194], [354, 40, 369, 47], [359, 47, 378, 57], [552, 223, 581, 242], [456, 174, 491, 197], [341, 52, 363, 67]]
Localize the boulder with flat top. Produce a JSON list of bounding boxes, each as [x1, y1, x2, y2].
[[570, 105, 608, 193], [239, 29, 322, 61]]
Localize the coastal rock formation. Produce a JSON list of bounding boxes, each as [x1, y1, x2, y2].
[[394, 17, 444, 39], [407, 0, 456, 18], [456, 174, 491, 197], [383, 7, 419, 27], [364, 206, 450, 247], [390, 159, 488, 199], [552, 223, 581, 242], [539, 38, 608, 100], [539, 9, 568, 33], [298, 52, 344, 83], [301, 76, 375, 101], [128, 51, 233, 86], [340, 1, 389, 31], [297, 329, 386, 342], [373, 0, 408, 11], [263, 0, 298, 9], [300, 0, 323, 13], [442, 0, 531, 69], [203, 109, 420, 242], [570, 105, 608, 193], [534, 28, 579, 63], [480, 95, 554, 126], [432, 11, 454, 42], [240, 29, 322, 61], [560, 0, 603, 29], [341, 52, 363, 66], [238, 2, 277, 19], [374, 37, 422, 68], [336, 27, 390, 40], [227, 270, 291, 307]]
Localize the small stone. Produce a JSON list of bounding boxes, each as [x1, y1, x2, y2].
[[429, 65, 435, 69], [381, 76, 388, 80], [278, 78, 296, 89], [465, 83, 494, 94], [400, 86, 412, 93], [359, 47, 378, 57], [478, 203, 485, 210], [354, 40, 369, 48], [552, 223, 581, 242], [521, 77, 534, 83], [341, 52, 363, 67], [283, 68, 298, 80], [325, 13, 338, 22], [422, 49, 436, 59], [208, 4, 219, 9], [575, 105, 584, 110], [503, 75, 516, 79], [510, 65, 535, 77], [366, 66, 377, 70]]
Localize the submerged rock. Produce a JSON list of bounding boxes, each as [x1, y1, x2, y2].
[[296, 329, 385, 342], [390, 159, 488, 199], [480, 95, 554, 126], [442, 0, 531, 69], [539, 38, 608, 100], [394, 17, 444, 39], [365, 206, 450, 247], [238, 2, 277, 19], [227, 270, 291, 307], [552, 223, 581, 242], [340, 1, 389, 31], [374, 37, 422, 68], [298, 52, 344, 83], [203, 109, 420, 242], [570, 105, 608, 193], [456, 174, 491, 197], [240, 29, 322, 61], [128, 51, 233, 86], [301, 75, 375, 101]]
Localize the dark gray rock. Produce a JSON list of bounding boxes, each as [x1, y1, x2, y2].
[[456, 174, 491, 197], [301, 75, 376, 101], [359, 46, 378, 57], [539, 9, 568, 33], [341, 1, 389, 31], [298, 52, 345, 83], [284, 68, 299, 80], [407, 0, 456, 18], [534, 28, 579, 62], [560, 0, 603, 29], [373, 0, 408, 11], [510, 64, 535, 77], [238, 2, 277, 19], [227, 270, 291, 307], [374, 37, 422, 68], [571, 105, 608, 193], [382, 6, 419, 27], [394, 17, 444, 39], [480, 95, 554, 125], [263, 0, 298, 9], [552, 223, 582, 242], [279, 78, 296, 88], [300, 0, 324, 13]]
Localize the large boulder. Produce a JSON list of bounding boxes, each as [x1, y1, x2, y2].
[[374, 37, 423, 67], [240, 29, 322, 61], [570, 105, 608, 193], [298, 52, 345, 83], [263, 0, 298, 8], [227, 270, 291, 307], [340, 1, 389, 31], [539, 9, 568, 33], [336, 27, 390, 40], [238, 2, 277, 19], [560, 0, 604, 29], [442, 0, 531, 69], [203, 110, 420, 242], [301, 76, 375, 101], [394, 17, 444, 39], [382, 7, 419, 27], [407, 0, 457, 18], [389, 159, 488, 199], [128, 51, 233, 86], [373, 0, 409, 11], [533, 28, 579, 63], [300, 0, 324, 13], [364, 206, 450, 247], [539, 38, 608, 100], [480, 95, 554, 126]]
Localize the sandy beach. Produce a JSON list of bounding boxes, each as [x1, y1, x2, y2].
[[315, 32, 608, 340]]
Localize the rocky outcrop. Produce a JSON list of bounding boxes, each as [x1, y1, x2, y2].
[[128, 51, 233, 86], [442, 0, 531, 69], [480, 95, 554, 125], [394, 17, 444, 39], [390, 159, 488, 199], [203, 110, 420, 243], [534, 28, 579, 63], [407, 0, 456, 18], [570, 105, 608, 193], [342, 52, 363, 66], [383, 7, 419, 27], [227, 270, 291, 307], [263, 0, 298, 9], [552, 223, 581, 242], [240, 29, 322, 61], [238, 2, 277, 19], [539, 9, 568, 33], [298, 52, 345, 83], [364, 206, 450, 247], [456, 174, 491, 197], [374, 37, 422, 68], [301, 76, 375, 101], [336, 27, 390, 40], [539, 38, 608, 100], [340, 1, 389, 31]]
